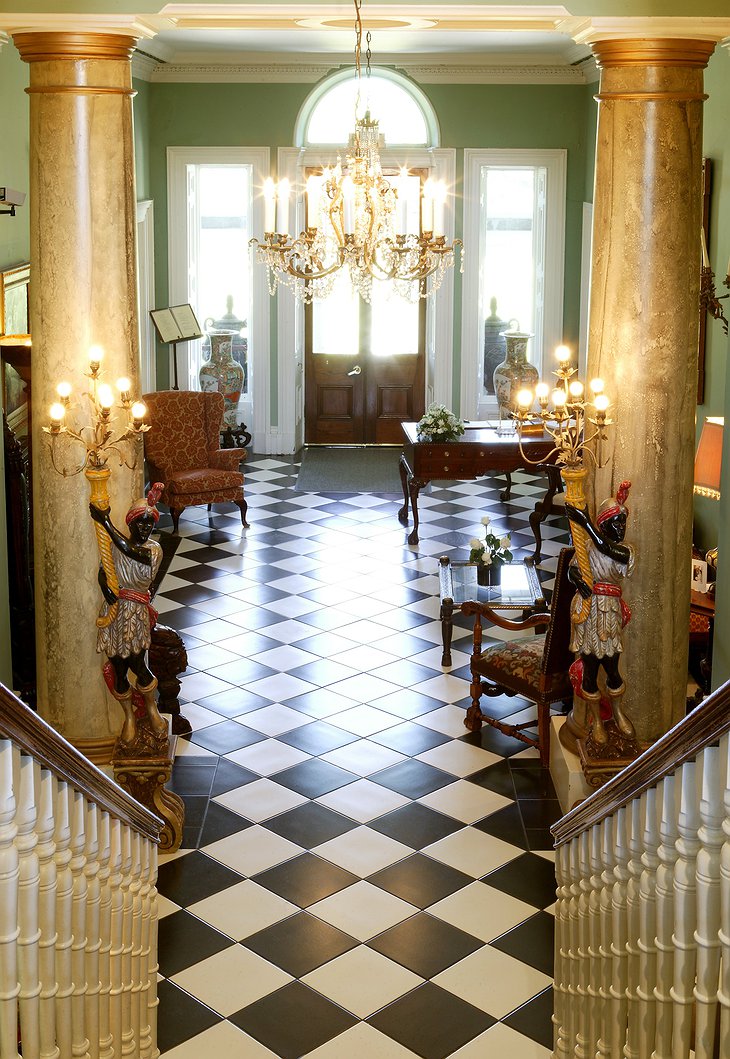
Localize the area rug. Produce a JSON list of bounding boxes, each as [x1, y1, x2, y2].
[[296, 447, 402, 493]]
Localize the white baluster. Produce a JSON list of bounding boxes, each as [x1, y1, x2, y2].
[[107, 819, 124, 1057], [587, 823, 604, 1057], [119, 826, 134, 1055], [652, 774, 678, 1059], [129, 831, 143, 1055], [671, 760, 701, 1056], [693, 745, 723, 1059], [718, 733, 730, 1057], [69, 789, 90, 1059], [97, 813, 113, 1059], [637, 787, 659, 1058], [145, 843, 159, 1059], [610, 806, 630, 1058], [624, 798, 643, 1058], [16, 755, 41, 1058], [36, 769, 59, 1059], [566, 839, 581, 1053], [596, 816, 614, 1059], [85, 804, 101, 1059], [553, 842, 571, 1058], [0, 741, 20, 1059], [137, 839, 153, 1059], [575, 829, 592, 1057], [54, 782, 73, 1059]]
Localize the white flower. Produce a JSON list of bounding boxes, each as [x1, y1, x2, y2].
[[481, 515, 491, 527], [482, 553, 492, 565], [500, 536, 511, 549]]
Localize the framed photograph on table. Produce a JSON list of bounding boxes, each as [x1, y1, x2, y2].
[[692, 558, 708, 593]]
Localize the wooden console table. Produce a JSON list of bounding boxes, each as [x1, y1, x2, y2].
[[398, 421, 555, 545]]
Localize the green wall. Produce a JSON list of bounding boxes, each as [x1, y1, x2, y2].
[[147, 76, 595, 398], [133, 77, 152, 202]]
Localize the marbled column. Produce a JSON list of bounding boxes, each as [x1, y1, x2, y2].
[[14, 32, 142, 761], [587, 39, 714, 742]]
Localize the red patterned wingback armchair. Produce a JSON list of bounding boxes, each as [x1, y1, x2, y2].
[[142, 390, 248, 534]]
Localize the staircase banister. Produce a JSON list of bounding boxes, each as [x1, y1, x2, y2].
[[0, 681, 163, 843], [552, 678, 730, 848]]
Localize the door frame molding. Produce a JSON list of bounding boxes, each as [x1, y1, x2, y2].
[[276, 145, 457, 454]]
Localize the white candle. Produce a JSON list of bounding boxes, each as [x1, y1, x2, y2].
[[421, 178, 434, 235], [263, 178, 276, 233], [433, 181, 447, 239], [342, 175, 355, 235], [701, 228, 709, 268], [276, 177, 290, 236], [306, 175, 320, 230]]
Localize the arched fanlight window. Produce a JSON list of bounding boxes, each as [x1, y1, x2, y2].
[[296, 67, 438, 148]]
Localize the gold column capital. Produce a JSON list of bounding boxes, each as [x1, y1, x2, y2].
[[13, 31, 137, 63], [591, 37, 716, 70]]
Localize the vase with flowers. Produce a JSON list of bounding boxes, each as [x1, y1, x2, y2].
[[416, 403, 465, 443], [469, 516, 513, 585]]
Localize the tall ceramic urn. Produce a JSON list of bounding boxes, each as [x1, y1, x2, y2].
[[493, 328, 538, 424], [199, 328, 244, 427]]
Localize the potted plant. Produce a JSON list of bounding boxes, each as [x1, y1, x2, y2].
[[416, 403, 465, 443], [468, 516, 513, 585]]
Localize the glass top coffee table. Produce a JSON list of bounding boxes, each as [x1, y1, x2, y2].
[[437, 557, 547, 667]]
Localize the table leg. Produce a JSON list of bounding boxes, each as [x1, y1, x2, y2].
[[397, 454, 410, 525], [407, 478, 424, 546], [440, 597, 454, 667], [499, 471, 513, 502], [529, 464, 563, 561]]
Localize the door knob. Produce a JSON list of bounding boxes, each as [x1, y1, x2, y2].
[[347, 365, 362, 376]]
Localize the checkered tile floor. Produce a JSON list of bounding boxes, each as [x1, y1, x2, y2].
[[153, 452, 571, 1059]]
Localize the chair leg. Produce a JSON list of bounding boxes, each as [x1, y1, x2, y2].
[[537, 700, 551, 767], [207, 503, 212, 512], [237, 496, 250, 529], [464, 676, 485, 732], [171, 507, 183, 534]]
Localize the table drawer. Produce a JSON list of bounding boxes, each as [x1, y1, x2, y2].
[[414, 449, 491, 478]]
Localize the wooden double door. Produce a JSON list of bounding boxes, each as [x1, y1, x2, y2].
[[304, 276, 426, 446]]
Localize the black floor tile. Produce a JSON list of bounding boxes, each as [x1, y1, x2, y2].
[[371, 759, 455, 799], [371, 688, 445, 719], [156, 979, 222, 1053], [370, 802, 463, 849], [156, 850, 244, 907], [490, 910, 555, 975], [517, 798, 564, 829], [189, 720, 265, 755], [243, 910, 357, 977], [473, 803, 528, 849], [252, 852, 359, 908], [199, 801, 253, 846], [211, 757, 258, 796], [482, 851, 556, 909], [502, 985, 554, 1049], [158, 909, 234, 976], [368, 912, 483, 978], [209, 658, 277, 684], [278, 720, 358, 755], [526, 828, 557, 851], [370, 721, 451, 755], [368, 982, 495, 1059], [179, 795, 209, 829], [265, 801, 358, 847], [466, 759, 516, 797], [510, 764, 559, 799], [231, 981, 358, 1058], [163, 584, 221, 605], [368, 853, 473, 909], [197, 687, 272, 717], [169, 762, 216, 796], [460, 725, 536, 757], [272, 758, 358, 798]]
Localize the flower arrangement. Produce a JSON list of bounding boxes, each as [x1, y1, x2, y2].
[[468, 515, 513, 568], [416, 403, 465, 443]]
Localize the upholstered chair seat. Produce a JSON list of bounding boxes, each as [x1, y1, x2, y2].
[[142, 390, 249, 534]]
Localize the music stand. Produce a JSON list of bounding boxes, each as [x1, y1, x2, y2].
[[149, 304, 203, 390]]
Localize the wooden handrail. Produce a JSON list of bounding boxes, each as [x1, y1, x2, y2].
[[552, 678, 730, 848], [0, 682, 163, 843]]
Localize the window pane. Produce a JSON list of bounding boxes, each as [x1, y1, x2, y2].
[[195, 165, 251, 393], [312, 269, 359, 356], [481, 167, 540, 394], [370, 283, 419, 356], [306, 75, 428, 146]]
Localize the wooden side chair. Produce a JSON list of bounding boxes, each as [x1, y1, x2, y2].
[[461, 546, 576, 765]]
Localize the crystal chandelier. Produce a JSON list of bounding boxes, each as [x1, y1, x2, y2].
[[249, 0, 463, 304]]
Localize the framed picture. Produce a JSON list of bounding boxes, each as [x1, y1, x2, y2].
[[692, 558, 708, 592], [1, 264, 30, 336], [698, 158, 710, 404]]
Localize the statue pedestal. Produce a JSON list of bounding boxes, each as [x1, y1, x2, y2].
[[112, 719, 185, 853], [550, 717, 593, 814], [576, 720, 644, 791]]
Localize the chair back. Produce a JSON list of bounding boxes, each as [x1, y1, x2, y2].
[[142, 391, 225, 473], [541, 546, 577, 676]]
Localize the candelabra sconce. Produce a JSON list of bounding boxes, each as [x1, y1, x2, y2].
[[700, 266, 729, 336]]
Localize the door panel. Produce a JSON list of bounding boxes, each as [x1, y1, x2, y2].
[[366, 353, 424, 444], [305, 354, 364, 444]]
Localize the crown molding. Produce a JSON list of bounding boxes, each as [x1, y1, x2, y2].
[[562, 16, 730, 46], [132, 50, 160, 81], [0, 13, 170, 41]]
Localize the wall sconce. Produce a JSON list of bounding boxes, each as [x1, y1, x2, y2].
[[700, 230, 729, 336], [0, 187, 26, 217]]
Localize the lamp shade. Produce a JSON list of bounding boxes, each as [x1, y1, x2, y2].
[[694, 417, 724, 500]]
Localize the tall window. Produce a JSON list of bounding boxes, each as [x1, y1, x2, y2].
[[462, 149, 566, 418]]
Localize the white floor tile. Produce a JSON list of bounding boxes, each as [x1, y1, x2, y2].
[[423, 828, 522, 878], [415, 705, 473, 737], [213, 778, 307, 822], [316, 779, 410, 822], [226, 738, 310, 776], [245, 672, 318, 701], [433, 944, 551, 1018], [313, 826, 413, 876], [202, 826, 304, 877], [309, 880, 418, 941], [171, 945, 292, 1016], [303, 945, 423, 1018], [301, 1021, 417, 1058], [160, 1020, 280, 1058], [450, 1023, 551, 1058], [415, 741, 501, 776], [419, 780, 513, 824], [428, 881, 538, 943], [240, 703, 312, 736], [188, 879, 298, 940], [320, 740, 407, 777], [326, 704, 402, 737]]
